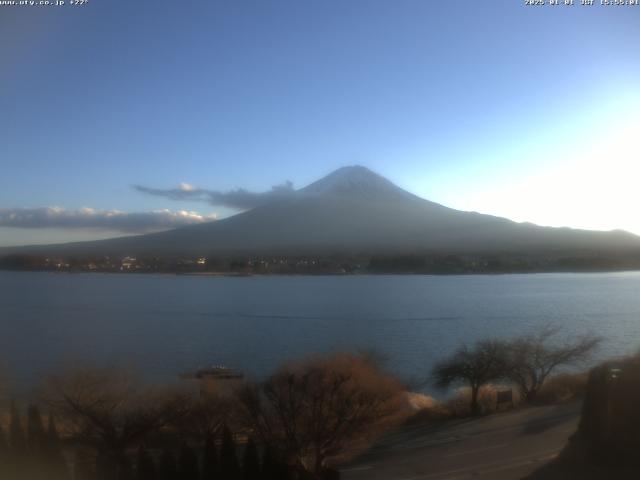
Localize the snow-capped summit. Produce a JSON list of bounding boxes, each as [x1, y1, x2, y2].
[[300, 165, 417, 201]]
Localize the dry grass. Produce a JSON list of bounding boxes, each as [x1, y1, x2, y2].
[[535, 372, 588, 405], [405, 385, 520, 424], [406, 373, 588, 426], [401, 392, 451, 424], [444, 384, 522, 417]]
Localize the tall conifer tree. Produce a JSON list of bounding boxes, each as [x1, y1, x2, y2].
[[159, 449, 177, 480], [178, 444, 199, 480], [202, 433, 219, 479], [137, 446, 156, 480], [9, 400, 27, 455], [219, 426, 239, 480], [27, 404, 47, 453], [242, 438, 260, 480], [45, 412, 69, 479]]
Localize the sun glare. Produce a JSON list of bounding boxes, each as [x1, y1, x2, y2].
[[464, 98, 640, 234]]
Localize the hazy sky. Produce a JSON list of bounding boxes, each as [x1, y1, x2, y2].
[[1, 0, 639, 246]]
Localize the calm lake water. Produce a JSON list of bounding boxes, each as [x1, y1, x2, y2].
[[2, 271, 640, 392]]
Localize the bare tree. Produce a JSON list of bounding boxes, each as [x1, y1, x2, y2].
[[236, 354, 404, 479], [505, 326, 600, 403], [46, 367, 189, 475], [432, 340, 509, 416]]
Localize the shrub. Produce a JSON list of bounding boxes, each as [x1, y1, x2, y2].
[[237, 353, 405, 478], [535, 372, 588, 405]]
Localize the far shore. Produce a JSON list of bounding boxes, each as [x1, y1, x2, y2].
[[3, 267, 640, 277]]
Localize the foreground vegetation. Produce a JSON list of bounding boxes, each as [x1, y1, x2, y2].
[[0, 328, 602, 479], [432, 326, 599, 415], [0, 354, 405, 480]]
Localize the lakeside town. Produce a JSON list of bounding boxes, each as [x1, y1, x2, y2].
[[2, 252, 640, 275]]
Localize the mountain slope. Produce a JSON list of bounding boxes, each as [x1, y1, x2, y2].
[[3, 166, 640, 257]]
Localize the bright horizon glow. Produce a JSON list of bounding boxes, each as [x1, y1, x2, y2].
[[416, 91, 640, 235]]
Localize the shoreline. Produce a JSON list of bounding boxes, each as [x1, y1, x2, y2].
[[2, 268, 640, 277]]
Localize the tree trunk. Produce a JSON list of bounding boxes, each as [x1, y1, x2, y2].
[[470, 386, 480, 416], [313, 453, 325, 480]]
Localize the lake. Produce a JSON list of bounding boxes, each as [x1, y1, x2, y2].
[[2, 271, 640, 393]]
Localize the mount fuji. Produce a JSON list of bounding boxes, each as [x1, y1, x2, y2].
[[4, 166, 640, 258]]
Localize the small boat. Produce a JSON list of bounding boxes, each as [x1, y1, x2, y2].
[[180, 365, 244, 380]]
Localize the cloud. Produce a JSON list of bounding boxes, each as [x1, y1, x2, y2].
[[0, 207, 217, 233], [133, 183, 207, 201], [133, 181, 296, 210]]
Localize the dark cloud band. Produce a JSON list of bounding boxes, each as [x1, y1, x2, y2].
[[133, 181, 295, 210], [0, 207, 217, 233]]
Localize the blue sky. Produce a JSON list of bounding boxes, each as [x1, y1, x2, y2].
[[1, 0, 639, 246]]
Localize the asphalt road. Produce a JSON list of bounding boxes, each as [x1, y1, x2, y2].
[[341, 402, 581, 480]]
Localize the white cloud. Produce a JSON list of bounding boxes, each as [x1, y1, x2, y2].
[[0, 207, 217, 233], [133, 181, 296, 210]]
